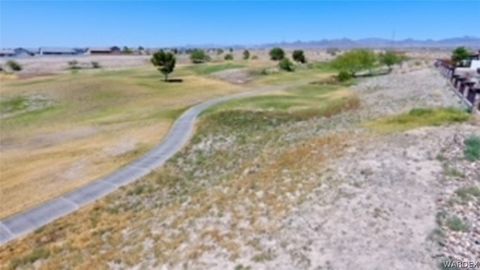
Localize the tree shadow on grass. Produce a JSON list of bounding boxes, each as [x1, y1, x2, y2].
[[166, 78, 183, 83]]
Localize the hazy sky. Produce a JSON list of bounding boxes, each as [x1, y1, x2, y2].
[[1, 1, 479, 48]]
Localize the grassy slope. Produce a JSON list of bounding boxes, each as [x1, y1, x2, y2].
[[0, 65, 244, 218], [0, 78, 358, 269]]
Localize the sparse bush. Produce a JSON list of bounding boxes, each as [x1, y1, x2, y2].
[[6, 60, 22, 71], [445, 216, 470, 232], [190, 49, 209, 64], [279, 58, 295, 72], [455, 186, 480, 201], [464, 135, 480, 161], [67, 60, 80, 69], [269, 47, 285, 61], [251, 55, 258, 60], [243, 49, 250, 60], [337, 70, 352, 82], [216, 48, 224, 55], [224, 53, 234, 61], [292, 50, 306, 63], [10, 248, 51, 269], [91, 61, 101, 69]]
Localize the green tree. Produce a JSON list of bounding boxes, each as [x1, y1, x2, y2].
[[123, 46, 132, 54], [379, 51, 403, 71], [224, 53, 234, 60], [451, 47, 470, 63], [190, 49, 208, 64], [332, 49, 377, 76], [243, 50, 250, 60], [279, 58, 295, 72], [151, 50, 176, 81], [292, 50, 306, 63], [269, 47, 285, 61]]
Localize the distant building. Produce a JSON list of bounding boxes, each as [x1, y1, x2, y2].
[[0, 49, 15, 57], [14, 48, 35, 57], [87, 46, 122, 55], [39, 47, 78, 56]]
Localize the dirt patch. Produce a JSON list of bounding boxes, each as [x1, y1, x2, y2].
[[210, 68, 254, 84]]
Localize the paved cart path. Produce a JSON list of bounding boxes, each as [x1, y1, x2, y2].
[[0, 85, 284, 245]]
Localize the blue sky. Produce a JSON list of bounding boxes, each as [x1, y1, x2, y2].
[[1, 1, 479, 48]]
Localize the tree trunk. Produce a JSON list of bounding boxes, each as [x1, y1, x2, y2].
[[164, 73, 168, 82]]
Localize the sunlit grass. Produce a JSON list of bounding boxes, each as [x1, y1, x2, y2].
[[367, 108, 470, 133]]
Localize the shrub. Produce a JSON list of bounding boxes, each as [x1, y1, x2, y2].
[[6, 60, 22, 71], [224, 53, 234, 60], [91, 61, 101, 69], [464, 135, 480, 161], [455, 186, 480, 201], [279, 58, 295, 72], [292, 50, 306, 63], [269, 47, 285, 61], [217, 48, 224, 55], [190, 49, 209, 64], [67, 60, 80, 69], [251, 55, 258, 60], [337, 71, 352, 82], [243, 50, 250, 60], [445, 216, 470, 232]]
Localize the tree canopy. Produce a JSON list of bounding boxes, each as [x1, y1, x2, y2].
[[151, 50, 176, 81], [292, 50, 307, 63], [269, 47, 285, 61], [190, 49, 209, 64], [451, 47, 471, 63], [379, 51, 404, 71], [243, 50, 250, 60], [332, 49, 376, 76]]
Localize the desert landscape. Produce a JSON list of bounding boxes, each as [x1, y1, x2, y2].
[[1, 1, 480, 269]]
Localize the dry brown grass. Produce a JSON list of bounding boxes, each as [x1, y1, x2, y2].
[[0, 66, 244, 218]]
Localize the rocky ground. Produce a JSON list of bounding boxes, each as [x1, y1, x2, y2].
[[1, 66, 478, 270]]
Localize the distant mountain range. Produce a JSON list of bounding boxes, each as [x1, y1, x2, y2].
[[255, 36, 480, 49]]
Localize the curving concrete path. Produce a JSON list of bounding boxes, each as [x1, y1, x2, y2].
[[0, 85, 284, 245]]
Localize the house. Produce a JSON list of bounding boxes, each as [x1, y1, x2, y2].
[[14, 48, 35, 57], [87, 46, 122, 55], [39, 47, 78, 56], [0, 49, 15, 57]]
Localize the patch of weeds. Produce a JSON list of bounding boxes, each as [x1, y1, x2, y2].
[[235, 264, 252, 270], [369, 108, 470, 133], [464, 135, 480, 161], [455, 186, 480, 202], [0, 96, 29, 114], [445, 216, 470, 232], [443, 164, 465, 179], [251, 250, 276, 262], [10, 248, 51, 269]]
